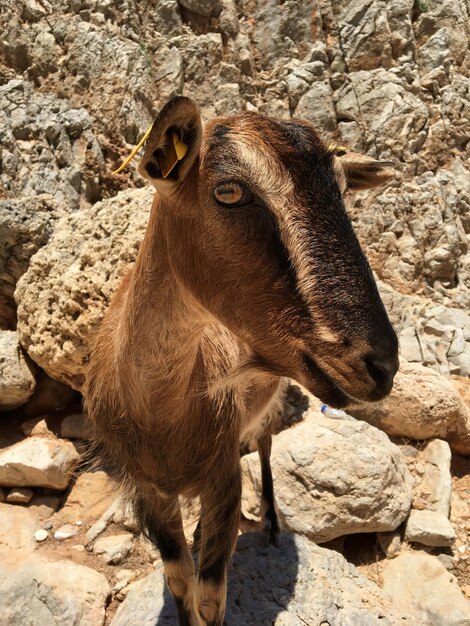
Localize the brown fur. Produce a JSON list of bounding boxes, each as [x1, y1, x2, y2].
[[84, 97, 399, 625]]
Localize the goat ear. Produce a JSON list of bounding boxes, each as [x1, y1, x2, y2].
[[336, 152, 394, 191], [137, 96, 202, 195]]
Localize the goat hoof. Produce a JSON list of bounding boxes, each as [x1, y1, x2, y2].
[[263, 519, 280, 547]]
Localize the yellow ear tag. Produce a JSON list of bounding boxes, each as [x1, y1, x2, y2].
[[328, 144, 348, 156], [160, 132, 188, 179], [112, 123, 154, 174]]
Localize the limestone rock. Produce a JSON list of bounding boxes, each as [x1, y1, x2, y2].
[[241, 411, 413, 543], [0, 330, 35, 411], [0, 503, 38, 555], [27, 494, 60, 519], [404, 509, 456, 548], [0, 196, 63, 329], [350, 362, 470, 455], [60, 471, 113, 523], [6, 487, 33, 504], [111, 533, 418, 625], [15, 187, 153, 390], [93, 533, 134, 564], [0, 557, 111, 626], [413, 439, 452, 516], [0, 437, 80, 489], [382, 552, 470, 626], [54, 523, 79, 541]]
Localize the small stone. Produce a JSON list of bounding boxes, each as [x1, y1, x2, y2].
[[71, 544, 85, 552], [76, 520, 82, 526], [6, 487, 34, 504], [377, 530, 401, 558], [54, 523, 78, 541], [43, 521, 53, 530], [458, 545, 466, 554], [21, 417, 56, 438], [405, 509, 456, 547], [437, 553, 455, 570], [93, 533, 134, 565], [35, 529, 48, 542]]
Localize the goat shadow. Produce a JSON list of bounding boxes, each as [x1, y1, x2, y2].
[[155, 531, 299, 626]]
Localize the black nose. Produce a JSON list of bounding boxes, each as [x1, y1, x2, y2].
[[365, 351, 399, 399]]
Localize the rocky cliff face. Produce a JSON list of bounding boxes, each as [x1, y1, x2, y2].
[[1, 1, 470, 625], [1, 0, 470, 377]]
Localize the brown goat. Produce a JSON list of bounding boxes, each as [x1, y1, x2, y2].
[[85, 96, 399, 626]]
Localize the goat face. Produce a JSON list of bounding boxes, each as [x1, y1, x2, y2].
[[139, 97, 399, 407]]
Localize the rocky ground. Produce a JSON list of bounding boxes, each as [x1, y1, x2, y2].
[[0, 371, 469, 625], [1, 0, 470, 624]]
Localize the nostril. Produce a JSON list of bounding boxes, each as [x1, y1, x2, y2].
[[365, 356, 395, 391]]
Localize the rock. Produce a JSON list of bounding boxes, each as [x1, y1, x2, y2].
[[86, 499, 121, 543], [0, 330, 35, 411], [60, 470, 113, 523], [6, 487, 33, 504], [54, 523, 78, 541], [350, 362, 470, 455], [0, 557, 111, 626], [377, 530, 402, 559], [0, 503, 38, 555], [27, 494, 60, 518], [0, 196, 63, 329], [93, 532, 134, 564], [404, 509, 456, 547], [34, 529, 48, 542], [22, 371, 80, 418], [413, 439, 452, 516], [241, 411, 412, 543], [21, 416, 57, 438], [382, 552, 470, 626], [15, 187, 153, 390], [178, 0, 222, 17], [0, 437, 80, 489], [61, 413, 92, 439], [294, 81, 337, 132], [112, 532, 417, 625]]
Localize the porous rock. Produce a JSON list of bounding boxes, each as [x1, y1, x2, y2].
[[0, 437, 80, 489], [0, 557, 111, 626], [15, 187, 153, 390], [241, 411, 413, 543], [111, 533, 418, 625]]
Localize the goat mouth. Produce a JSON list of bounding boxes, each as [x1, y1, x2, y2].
[[301, 352, 350, 408]]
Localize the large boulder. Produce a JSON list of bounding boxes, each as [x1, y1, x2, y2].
[[0, 557, 111, 626], [350, 361, 470, 455], [111, 532, 419, 625], [0, 330, 35, 411], [15, 186, 153, 390], [241, 410, 413, 543]]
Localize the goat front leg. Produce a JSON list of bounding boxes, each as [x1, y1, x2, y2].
[[134, 491, 198, 626], [258, 431, 281, 546], [194, 467, 241, 626]]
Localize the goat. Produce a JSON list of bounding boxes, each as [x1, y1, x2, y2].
[[85, 96, 399, 626]]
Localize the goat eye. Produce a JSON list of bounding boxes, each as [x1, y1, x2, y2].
[[214, 183, 251, 206]]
